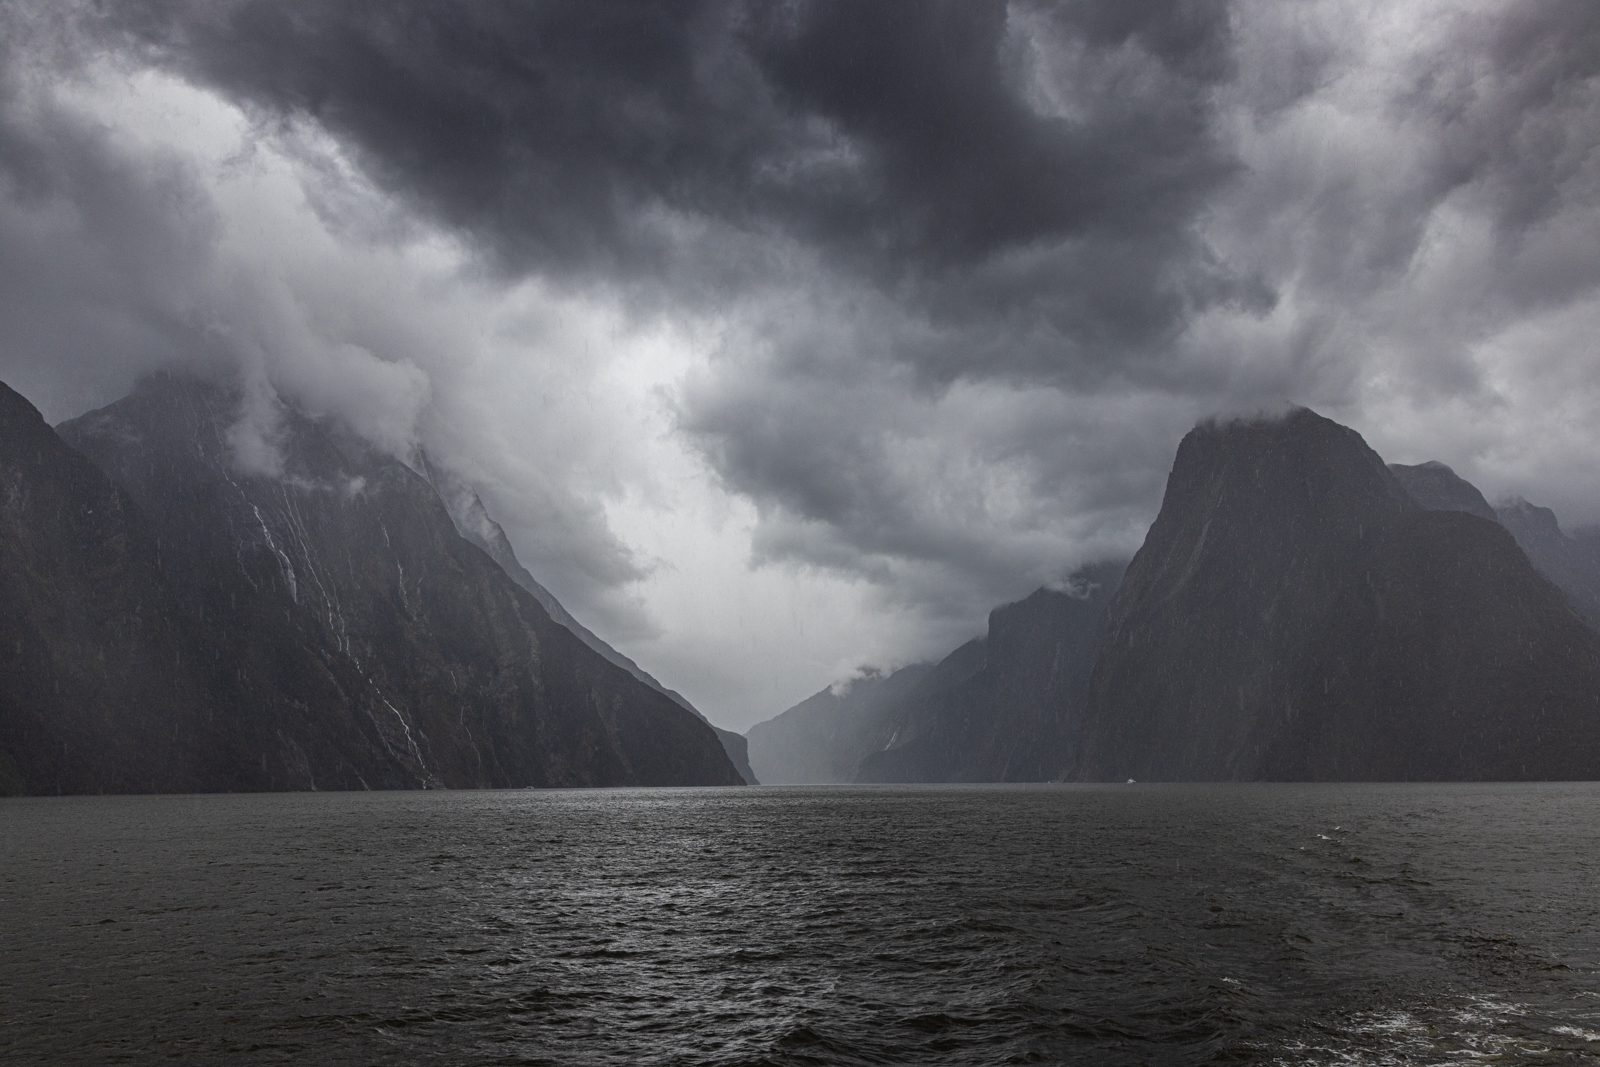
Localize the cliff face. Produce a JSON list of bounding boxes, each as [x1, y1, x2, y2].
[[48, 374, 741, 791], [855, 563, 1124, 783], [1495, 499, 1600, 631], [425, 463, 758, 783], [1075, 408, 1600, 781], [1387, 462, 1600, 633], [0, 382, 225, 795]]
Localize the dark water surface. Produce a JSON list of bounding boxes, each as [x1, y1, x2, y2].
[[4, 784, 1600, 1065]]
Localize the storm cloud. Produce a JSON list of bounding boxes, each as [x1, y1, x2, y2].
[[3, 0, 1600, 726]]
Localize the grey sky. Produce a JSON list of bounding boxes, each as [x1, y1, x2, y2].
[[2, 1, 1599, 730]]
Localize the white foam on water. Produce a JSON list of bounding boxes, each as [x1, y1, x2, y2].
[[1552, 1025, 1600, 1042], [1264, 993, 1600, 1066]]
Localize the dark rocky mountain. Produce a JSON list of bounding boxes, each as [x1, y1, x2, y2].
[[1075, 407, 1600, 782], [0, 381, 228, 794], [1495, 499, 1600, 631], [856, 563, 1124, 783], [745, 562, 1123, 784], [424, 461, 758, 783], [1388, 461, 1498, 521], [42, 373, 740, 791]]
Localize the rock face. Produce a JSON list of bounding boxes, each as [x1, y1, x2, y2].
[[1075, 408, 1600, 782], [856, 563, 1124, 783], [745, 563, 1123, 784], [1495, 499, 1600, 631], [0, 381, 224, 794], [425, 462, 758, 783], [1387, 461, 1600, 633], [38, 373, 741, 792]]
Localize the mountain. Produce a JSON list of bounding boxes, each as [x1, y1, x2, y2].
[[745, 661, 944, 784], [1495, 499, 1600, 630], [50, 373, 741, 791], [1387, 461, 1600, 632], [1075, 407, 1600, 781], [423, 461, 758, 783], [855, 563, 1124, 783], [0, 381, 230, 794], [745, 562, 1123, 784], [1388, 461, 1498, 521]]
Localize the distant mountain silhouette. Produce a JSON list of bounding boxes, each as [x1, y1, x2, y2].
[[1075, 408, 1600, 781], [855, 564, 1124, 783], [0, 373, 745, 793], [746, 662, 941, 784], [1388, 461, 1498, 521], [1388, 462, 1600, 633], [1494, 499, 1600, 631], [18, 372, 1600, 791], [746, 563, 1123, 784]]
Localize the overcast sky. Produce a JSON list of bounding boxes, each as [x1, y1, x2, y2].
[[3, 1, 1599, 731]]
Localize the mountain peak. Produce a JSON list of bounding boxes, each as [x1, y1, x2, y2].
[[1077, 408, 1600, 782], [1389, 461, 1498, 522], [1172, 405, 1413, 524], [46, 372, 743, 790], [1497, 496, 1565, 537]]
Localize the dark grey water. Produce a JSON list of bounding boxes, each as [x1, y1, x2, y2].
[[3, 784, 1599, 1066]]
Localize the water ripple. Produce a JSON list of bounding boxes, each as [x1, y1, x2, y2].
[[3, 784, 1599, 1065]]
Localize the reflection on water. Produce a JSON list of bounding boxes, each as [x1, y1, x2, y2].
[[2, 783, 1598, 1065]]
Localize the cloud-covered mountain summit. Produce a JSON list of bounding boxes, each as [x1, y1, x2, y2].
[[7, 372, 743, 792]]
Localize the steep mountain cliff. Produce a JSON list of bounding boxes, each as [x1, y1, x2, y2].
[[1387, 462, 1600, 633], [855, 563, 1124, 783], [0, 381, 227, 795], [424, 462, 757, 783], [52, 373, 741, 790], [1495, 499, 1600, 630], [1075, 408, 1600, 781]]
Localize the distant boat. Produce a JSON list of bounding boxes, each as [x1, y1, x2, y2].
[[1126, 779, 1137, 784]]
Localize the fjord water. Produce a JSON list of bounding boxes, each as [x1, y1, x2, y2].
[[3, 786, 1599, 1066]]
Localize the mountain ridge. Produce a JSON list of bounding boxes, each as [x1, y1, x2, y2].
[[1, 379, 227, 794], [420, 457, 758, 783], [25, 371, 742, 792]]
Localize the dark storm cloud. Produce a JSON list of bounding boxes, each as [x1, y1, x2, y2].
[[0, 27, 225, 419], [99, 0, 759, 280], [0, 8, 657, 637], [95, 0, 1249, 355], [79, 0, 1279, 614], [744, 0, 1234, 266], [1474, 1, 1600, 230]]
